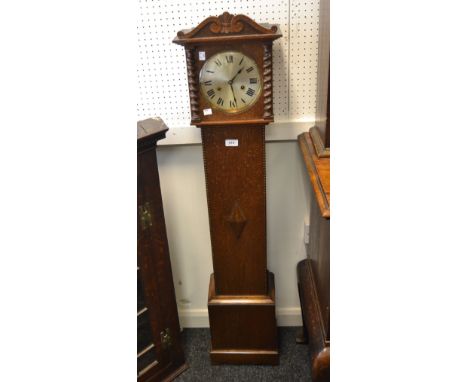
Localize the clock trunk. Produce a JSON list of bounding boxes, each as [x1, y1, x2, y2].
[[201, 125, 267, 295]]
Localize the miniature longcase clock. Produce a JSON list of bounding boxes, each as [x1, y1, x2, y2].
[[174, 12, 282, 365]]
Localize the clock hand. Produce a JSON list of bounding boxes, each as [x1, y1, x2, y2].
[[230, 84, 237, 104], [228, 67, 244, 84]]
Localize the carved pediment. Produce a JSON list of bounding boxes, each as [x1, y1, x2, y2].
[[174, 12, 281, 44]]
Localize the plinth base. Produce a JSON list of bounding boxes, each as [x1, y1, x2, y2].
[[207, 271, 279, 365]]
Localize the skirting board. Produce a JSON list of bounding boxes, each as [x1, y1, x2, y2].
[[178, 307, 303, 328]]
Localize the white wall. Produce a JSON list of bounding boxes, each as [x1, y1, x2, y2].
[[157, 139, 311, 327]]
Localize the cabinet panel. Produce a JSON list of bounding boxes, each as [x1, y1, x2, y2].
[[137, 118, 188, 381]]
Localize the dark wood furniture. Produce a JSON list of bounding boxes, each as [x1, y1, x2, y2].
[[137, 118, 188, 381], [297, 0, 330, 380], [297, 132, 330, 381], [174, 13, 282, 365]]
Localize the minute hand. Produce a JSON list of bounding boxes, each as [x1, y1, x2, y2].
[[228, 67, 244, 84], [230, 84, 237, 104]]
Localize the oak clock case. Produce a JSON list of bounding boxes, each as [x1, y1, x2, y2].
[[174, 12, 282, 365]]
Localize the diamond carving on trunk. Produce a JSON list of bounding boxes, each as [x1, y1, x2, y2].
[[226, 201, 247, 239]]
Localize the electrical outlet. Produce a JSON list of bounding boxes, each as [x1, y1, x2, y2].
[[304, 221, 310, 245]]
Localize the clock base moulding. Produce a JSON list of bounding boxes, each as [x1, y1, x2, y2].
[[207, 272, 279, 365]]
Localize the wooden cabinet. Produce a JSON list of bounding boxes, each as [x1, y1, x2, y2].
[[137, 118, 188, 381], [297, 0, 330, 379], [297, 130, 330, 381]]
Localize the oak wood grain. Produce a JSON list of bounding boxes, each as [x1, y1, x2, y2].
[[298, 130, 330, 218], [201, 125, 267, 295], [208, 272, 279, 365]]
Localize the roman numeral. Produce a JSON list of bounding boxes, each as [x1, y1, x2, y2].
[[217, 97, 224, 106], [204, 80, 212, 86], [249, 78, 257, 84], [226, 55, 233, 63], [230, 99, 237, 108], [207, 89, 215, 99], [246, 67, 254, 73], [206, 70, 214, 73], [246, 88, 255, 97], [241, 98, 246, 104], [239, 56, 244, 65], [215, 59, 222, 66]]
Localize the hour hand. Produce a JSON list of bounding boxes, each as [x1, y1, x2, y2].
[[228, 67, 244, 84]]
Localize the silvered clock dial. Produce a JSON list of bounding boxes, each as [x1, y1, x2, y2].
[[199, 51, 262, 113]]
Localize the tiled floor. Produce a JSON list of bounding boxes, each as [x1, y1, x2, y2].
[[176, 327, 311, 381]]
